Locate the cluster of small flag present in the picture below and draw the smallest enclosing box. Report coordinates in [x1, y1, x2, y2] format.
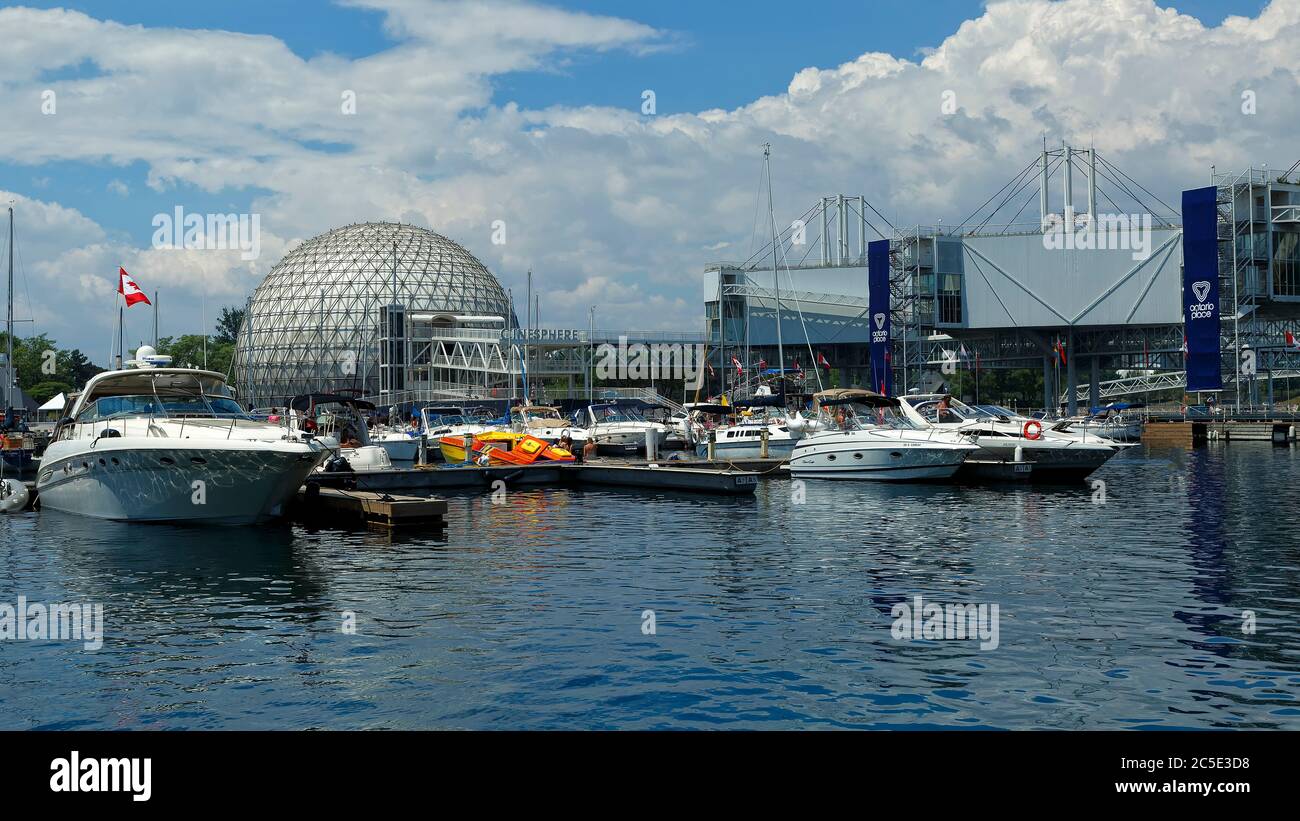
[729, 353, 830, 375]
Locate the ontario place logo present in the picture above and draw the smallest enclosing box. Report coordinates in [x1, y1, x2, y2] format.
[1042, 211, 1152, 261]
[152, 206, 261, 261]
[594, 336, 706, 390]
[1189, 279, 1215, 320]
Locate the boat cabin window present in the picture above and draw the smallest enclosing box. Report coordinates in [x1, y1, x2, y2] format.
[907, 397, 979, 423]
[824, 402, 919, 431]
[75, 394, 248, 422]
[591, 405, 647, 423]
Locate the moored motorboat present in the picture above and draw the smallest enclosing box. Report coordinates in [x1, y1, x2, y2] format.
[789, 389, 978, 481]
[439, 431, 575, 465]
[898, 393, 1120, 481]
[288, 394, 393, 472]
[510, 404, 588, 448]
[37, 365, 326, 523]
[569, 401, 669, 454]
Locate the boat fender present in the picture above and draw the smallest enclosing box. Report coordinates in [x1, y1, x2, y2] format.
[97, 428, 122, 439]
[0, 478, 30, 513]
[1022, 420, 1043, 441]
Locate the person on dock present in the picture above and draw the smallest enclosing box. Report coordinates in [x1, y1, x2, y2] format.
[582, 438, 598, 461]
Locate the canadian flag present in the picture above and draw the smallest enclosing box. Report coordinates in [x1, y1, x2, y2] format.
[1286, 330, 1300, 351]
[1180, 336, 1188, 354]
[817, 352, 831, 371]
[731, 356, 744, 375]
[118, 267, 151, 307]
[793, 359, 802, 372]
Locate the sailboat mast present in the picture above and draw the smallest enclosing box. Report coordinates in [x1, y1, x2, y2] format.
[764, 144, 785, 390]
[6, 206, 13, 412]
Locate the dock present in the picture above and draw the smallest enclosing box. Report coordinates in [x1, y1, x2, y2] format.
[309, 459, 762, 495]
[292, 486, 448, 528]
[573, 463, 759, 493]
[1143, 419, 1298, 446]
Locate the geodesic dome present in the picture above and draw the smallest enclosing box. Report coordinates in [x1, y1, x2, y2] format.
[232, 222, 513, 406]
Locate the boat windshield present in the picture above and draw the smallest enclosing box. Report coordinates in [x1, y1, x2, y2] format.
[591, 405, 646, 423]
[519, 407, 562, 421]
[76, 393, 249, 422]
[973, 404, 1019, 418]
[824, 402, 919, 431]
[907, 396, 979, 423]
[428, 414, 468, 427]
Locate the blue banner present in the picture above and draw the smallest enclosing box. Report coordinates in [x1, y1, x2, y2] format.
[868, 239, 892, 396]
[1181, 186, 1222, 392]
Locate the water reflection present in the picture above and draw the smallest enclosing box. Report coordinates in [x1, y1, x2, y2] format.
[2, 444, 1299, 729]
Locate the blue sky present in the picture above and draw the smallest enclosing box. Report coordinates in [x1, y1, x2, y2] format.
[3, 0, 1268, 250]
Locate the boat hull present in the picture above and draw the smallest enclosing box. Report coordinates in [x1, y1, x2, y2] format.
[968, 440, 1116, 480]
[789, 434, 972, 481]
[36, 440, 323, 524]
[376, 437, 420, 462]
[693, 438, 799, 460]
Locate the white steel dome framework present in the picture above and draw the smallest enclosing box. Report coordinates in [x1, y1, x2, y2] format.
[232, 222, 516, 407]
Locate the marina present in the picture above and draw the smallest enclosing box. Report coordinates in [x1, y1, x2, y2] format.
[2, 0, 1300, 781]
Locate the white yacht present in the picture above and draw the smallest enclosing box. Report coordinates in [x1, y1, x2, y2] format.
[37, 364, 325, 523]
[288, 394, 393, 472]
[898, 393, 1120, 481]
[694, 406, 807, 460]
[570, 401, 669, 454]
[510, 405, 588, 447]
[788, 390, 978, 481]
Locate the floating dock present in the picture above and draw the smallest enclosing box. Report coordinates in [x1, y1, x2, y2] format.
[573, 463, 758, 493]
[1143, 419, 1298, 446]
[308, 460, 760, 494]
[293, 487, 447, 528]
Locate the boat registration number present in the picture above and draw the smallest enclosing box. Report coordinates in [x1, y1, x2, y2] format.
[1013, 463, 1032, 473]
[735, 475, 758, 485]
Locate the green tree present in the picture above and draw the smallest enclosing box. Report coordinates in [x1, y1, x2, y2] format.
[215, 306, 245, 344]
[26, 379, 73, 405]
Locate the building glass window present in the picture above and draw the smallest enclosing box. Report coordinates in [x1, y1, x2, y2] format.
[1274, 232, 1300, 297]
[938, 273, 963, 324]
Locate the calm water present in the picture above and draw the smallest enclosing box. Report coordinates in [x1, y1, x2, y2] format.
[2, 444, 1299, 730]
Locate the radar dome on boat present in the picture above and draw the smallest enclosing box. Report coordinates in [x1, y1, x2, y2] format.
[127, 345, 173, 368]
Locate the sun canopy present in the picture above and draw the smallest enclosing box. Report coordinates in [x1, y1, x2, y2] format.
[813, 388, 897, 408]
[288, 393, 376, 412]
[37, 392, 66, 411]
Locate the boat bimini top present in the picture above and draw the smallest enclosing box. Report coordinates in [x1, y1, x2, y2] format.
[812, 388, 898, 409]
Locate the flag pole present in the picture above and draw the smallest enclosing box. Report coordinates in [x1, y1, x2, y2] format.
[116, 304, 124, 370]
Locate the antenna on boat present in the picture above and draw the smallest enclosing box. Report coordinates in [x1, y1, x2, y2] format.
[763, 143, 786, 405]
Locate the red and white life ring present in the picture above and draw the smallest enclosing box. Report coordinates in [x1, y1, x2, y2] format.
[1022, 420, 1043, 440]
